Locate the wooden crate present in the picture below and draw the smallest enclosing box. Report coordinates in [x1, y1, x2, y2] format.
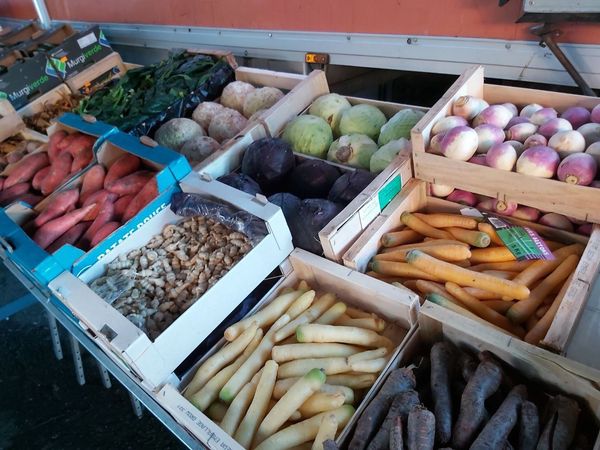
[380, 302, 600, 447]
[0, 99, 47, 148]
[16, 83, 73, 131]
[411, 65, 600, 223]
[200, 91, 422, 262]
[343, 178, 600, 355]
[155, 248, 419, 450]
[65, 52, 127, 96]
[197, 68, 328, 174]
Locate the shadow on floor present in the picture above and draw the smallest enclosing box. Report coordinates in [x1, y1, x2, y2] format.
[0, 266, 185, 450]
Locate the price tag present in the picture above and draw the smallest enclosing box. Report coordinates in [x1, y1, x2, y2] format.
[77, 32, 97, 49]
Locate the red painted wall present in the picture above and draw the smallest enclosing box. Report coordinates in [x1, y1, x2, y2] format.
[0, 0, 36, 20]
[4, 0, 600, 45]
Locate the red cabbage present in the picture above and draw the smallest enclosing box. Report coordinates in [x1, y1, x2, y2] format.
[241, 137, 295, 192]
[288, 159, 341, 199]
[327, 169, 376, 205]
[217, 173, 262, 196]
[295, 199, 344, 254]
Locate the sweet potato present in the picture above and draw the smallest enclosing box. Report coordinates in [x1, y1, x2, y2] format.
[349, 368, 416, 450]
[70, 146, 93, 174]
[537, 395, 580, 450]
[79, 165, 106, 205]
[368, 390, 420, 450]
[113, 194, 134, 221]
[518, 400, 539, 450]
[0, 177, 4, 191]
[5, 152, 50, 188]
[430, 341, 455, 445]
[82, 190, 117, 220]
[41, 152, 73, 195]
[31, 166, 51, 191]
[45, 221, 91, 253]
[90, 221, 120, 247]
[0, 182, 30, 205]
[470, 385, 527, 450]
[104, 154, 141, 188]
[105, 170, 154, 196]
[33, 204, 96, 249]
[452, 359, 503, 449]
[80, 200, 115, 247]
[406, 405, 435, 450]
[34, 189, 79, 227]
[47, 130, 68, 162]
[64, 133, 95, 157]
[122, 176, 157, 222]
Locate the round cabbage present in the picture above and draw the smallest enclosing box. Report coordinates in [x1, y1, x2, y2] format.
[282, 114, 333, 158]
[378, 108, 425, 146]
[339, 104, 386, 141]
[370, 138, 411, 172]
[327, 134, 378, 170]
[308, 93, 351, 136]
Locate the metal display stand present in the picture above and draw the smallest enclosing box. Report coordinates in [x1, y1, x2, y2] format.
[0, 256, 203, 450]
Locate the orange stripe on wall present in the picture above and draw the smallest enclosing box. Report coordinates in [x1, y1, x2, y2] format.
[3, 0, 600, 45]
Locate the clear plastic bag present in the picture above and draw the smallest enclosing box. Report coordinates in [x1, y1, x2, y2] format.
[170, 192, 267, 245]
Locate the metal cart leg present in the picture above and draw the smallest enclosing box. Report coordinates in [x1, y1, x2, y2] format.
[129, 391, 144, 418]
[69, 333, 86, 385]
[97, 360, 112, 389]
[47, 312, 63, 360]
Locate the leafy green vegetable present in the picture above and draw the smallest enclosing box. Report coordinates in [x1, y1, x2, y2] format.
[76, 51, 225, 131]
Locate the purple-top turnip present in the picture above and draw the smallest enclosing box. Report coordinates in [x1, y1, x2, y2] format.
[500, 103, 518, 117]
[440, 126, 478, 161]
[539, 213, 574, 232]
[557, 153, 597, 186]
[432, 116, 468, 135]
[548, 130, 586, 158]
[519, 103, 543, 118]
[474, 124, 505, 154]
[428, 131, 446, 155]
[452, 96, 489, 120]
[486, 142, 517, 171]
[523, 134, 547, 149]
[493, 200, 517, 216]
[446, 189, 478, 206]
[430, 183, 455, 197]
[577, 123, 600, 147]
[512, 206, 541, 222]
[473, 105, 513, 129]
[530, 107, 558, 126]
[506, 116, 530, 129]
[516, 146, 560, 178]
[538, 118, 572, 139]
[591, 104, 600, 123]
[505, 140, 525, 155]
[506, 122, 538, 142]
[577, 223, 592, 236]
[585, 141, 600, 166]
[561, 106, 591, 129]
[468, 154, 488, 166]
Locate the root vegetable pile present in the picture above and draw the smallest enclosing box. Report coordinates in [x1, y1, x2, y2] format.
[347, 341, 596, 450]
[183, 280, 397, 449]
[0, 133, 45, 170]
[368, 210, 584, 345]
[0, 131, 95, 207]
[21, 152, 159, 253]
[91, 216, 252, 339]
[23, 92, 82, 133]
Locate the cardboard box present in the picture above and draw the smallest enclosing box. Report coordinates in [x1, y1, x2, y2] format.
[48, 26, 114, 81]
[47, 171, 294, 389]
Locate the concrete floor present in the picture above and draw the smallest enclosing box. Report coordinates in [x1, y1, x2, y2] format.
[0, 265, 185, 450]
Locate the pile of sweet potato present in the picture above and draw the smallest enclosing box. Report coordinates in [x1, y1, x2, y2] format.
[24, 153, 158, 253]
[343, 342, 596, 450]
[0, 130, 94, 207]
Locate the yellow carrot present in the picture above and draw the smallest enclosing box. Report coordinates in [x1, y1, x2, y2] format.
[524, 274, 573, 345]
[481, 270, 516, 279]
[535, 304, 550, 318]
[469, 247, 516, 264]
[414, 280, 460, 304]
[454, 260, 472, 268]
[506, 254, 579, 324]
[370, 260, 441, 281]
[380, 239, 468, 253]
[463, 287, 501, 300]
[470, 261, 534, 272]
[481, 300, 514, 314]
[381, 229, 423, 247]
[477, 223, 504, 246]
[445, 282, 525, 338]
[401, 212, 453, 240]
[414, 213, 478, 230]
[406, 250, 530, 300]
[402, 280, 419, 291]
[525, 314, 539, 332]
[374, 244, 471, 263]
[365, 271, 406, 283]
[447, 227, 491, 248]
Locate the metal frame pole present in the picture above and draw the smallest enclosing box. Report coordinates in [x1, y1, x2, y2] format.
[31, 0, 52, 29]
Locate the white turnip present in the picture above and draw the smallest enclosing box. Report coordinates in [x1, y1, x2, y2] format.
[548, 130, 586, 158]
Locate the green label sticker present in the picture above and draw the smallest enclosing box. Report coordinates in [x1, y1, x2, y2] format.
[378, 175, 402, 210]
[484, 213, 554, 261]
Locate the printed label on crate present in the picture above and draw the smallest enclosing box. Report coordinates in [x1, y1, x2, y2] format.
[378, 175, 402, 210]
[482, 213, 554, 261]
